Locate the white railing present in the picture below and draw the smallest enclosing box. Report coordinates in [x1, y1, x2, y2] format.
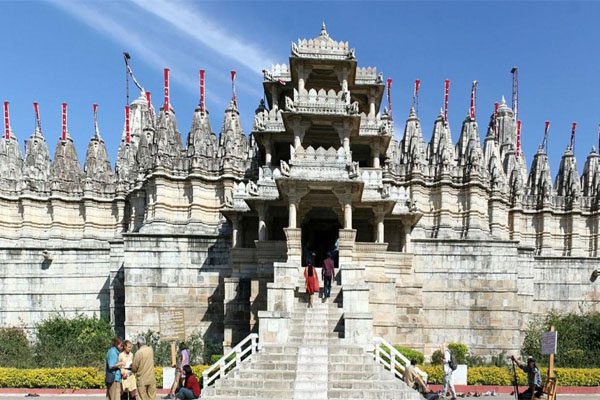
[373, 336, 428, 383]
[202, 333, 259, 389]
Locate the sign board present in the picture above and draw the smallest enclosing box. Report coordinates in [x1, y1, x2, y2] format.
[159, 309, 185, 340]
[541, 331, 558, 355]
[162, 367, 176, 389]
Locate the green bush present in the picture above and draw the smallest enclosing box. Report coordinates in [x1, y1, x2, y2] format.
[419, 365, 600, 386]
[522, 311, 600, 367]
[34, 314, 114, 368]
[431, 350, 443, 365]
[203, 339, 223, 365]
[394, 345, 425, 365]
[448, 342, 468, 365]
[0, 328, 33, 368]
[141, 330, 205, 367]
[0, 366, 210, 389]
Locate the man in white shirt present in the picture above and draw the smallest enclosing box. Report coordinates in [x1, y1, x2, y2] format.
[441, 345, 457, 400]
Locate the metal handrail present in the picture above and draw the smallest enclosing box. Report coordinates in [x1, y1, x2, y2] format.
[373, 336, 428, 383]
[202, 333, 259, 389]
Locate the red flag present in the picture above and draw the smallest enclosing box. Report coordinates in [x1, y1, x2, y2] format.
[164, 68, 170, 112]
[33, 102, 41, 133]
[125, 105, 131, 144]
[93, 103, 99, 137]
[570, 122, 577, 149]
[61, 102, 67, 142]
[386, 78, 392, 116]
[443, 79, 450, 124]
[469, 81, 478, 120]
[493, 102, 499, 140]
[231, 70, 237, 108]
[3, 101, 9, 140]
[516, 120, 522, 157]
[199, 69, 206, 112]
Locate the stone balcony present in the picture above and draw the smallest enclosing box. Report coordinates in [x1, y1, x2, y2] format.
[280, 145, 358, 181]
[355, 67, 382, 85]
[359, 113, 392, 137]
[285, 88, 360, 116]
[262, 63, 291, 84]
[253, 107, 285, 133]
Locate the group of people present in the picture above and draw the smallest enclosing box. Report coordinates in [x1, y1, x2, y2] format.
[106, 338, 200, 400]
[303, 251, 336, 308]
[402, 346, 544, 400]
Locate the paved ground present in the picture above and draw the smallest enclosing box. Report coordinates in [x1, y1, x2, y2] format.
[0, 395, 599, 400]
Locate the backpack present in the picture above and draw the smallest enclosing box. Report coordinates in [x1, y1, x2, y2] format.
[448, 351, 458, 371]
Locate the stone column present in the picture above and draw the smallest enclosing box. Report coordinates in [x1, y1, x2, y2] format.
[344, 202, 353, 230]
[264, 141, 272, 166]
[403, 221, 412, 252]
[257, 204, 268, 241]
[372, 142, 381, 169]
[290, 119, 309, 151]
[270, 86, 279, 111]
[288, 202, 297, 229]
[230, 214, 240, 248]
[368, 92, 376, 118]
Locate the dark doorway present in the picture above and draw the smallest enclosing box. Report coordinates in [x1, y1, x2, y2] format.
[301, 214, 341, 268]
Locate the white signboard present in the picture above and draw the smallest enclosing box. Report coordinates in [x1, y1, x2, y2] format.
[541, 331, 558, 355]
[162, 367, 176, 389]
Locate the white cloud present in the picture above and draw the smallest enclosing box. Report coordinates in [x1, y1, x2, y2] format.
[129, 0, 276, 75]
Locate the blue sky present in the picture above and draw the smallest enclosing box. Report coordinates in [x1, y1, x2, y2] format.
[1, 1, 599, 176]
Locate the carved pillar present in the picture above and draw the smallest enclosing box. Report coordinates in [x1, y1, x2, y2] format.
[290, 119, 309, 151]
[264, 140, 272, 166]
[368, 91, 376, 118]
[372, 141, 381, 169]
[231, 214, 240, 248]
[270, 86, 279, 111]
[375, 216, 385, 243]
[333, 122, 352, 159]
[288, 202, 297, 229]
[403, 221, 413, 252]
[257, 203, 268, 241]
[344, 203, 353, 229]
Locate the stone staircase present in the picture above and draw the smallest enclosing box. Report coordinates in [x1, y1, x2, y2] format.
[201, 281, 422, 399]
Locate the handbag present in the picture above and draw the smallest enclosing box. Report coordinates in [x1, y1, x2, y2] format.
[105, 361, 116, 387]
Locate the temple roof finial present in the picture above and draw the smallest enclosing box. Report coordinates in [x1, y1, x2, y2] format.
[501, 95, 506, 105]
[321, 21, 329, 38]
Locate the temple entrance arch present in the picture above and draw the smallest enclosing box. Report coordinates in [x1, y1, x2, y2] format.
[298, 190, 343, 268]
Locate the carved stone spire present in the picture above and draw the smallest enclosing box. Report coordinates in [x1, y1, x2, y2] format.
[50, 134, 83, 195]
[581, 147, 600, 198]
[219, 100, 248, 161]
[554, 146, 581, 200]
[399, 107, 426, 171]
[496, 96, 516, 160]
[153, 105, 183, 170]
[526, 145, 553, 207]
[83, 129, 115, 194]
[188, 106, 217, 160]
[116, 94, 150, 185]
[23, 122, 51, 193]
[483, 123, 507, 193]
[456, 115, 484, 172]
[0, 115, 24, 193]
[428, 109, 455, 176]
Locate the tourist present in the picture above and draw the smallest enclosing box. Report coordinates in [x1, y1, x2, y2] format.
[175, 365, 201, 400]
[304, 256, 320, 308]
[321, 252, 335, 299]
[105, 337, 124, 400]
[441, 345, 457, 400]
[510, 356, 543, 400]
[119, 340, 138, 400]
[404, 359, 429, 394]
[131, 336, 156, 400]
[164, 342, 191, 399]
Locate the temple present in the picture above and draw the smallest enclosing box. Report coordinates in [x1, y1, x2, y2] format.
[0, 25, 599, 365]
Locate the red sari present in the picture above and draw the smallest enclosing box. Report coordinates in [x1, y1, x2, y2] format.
[304, 265, 320, 294]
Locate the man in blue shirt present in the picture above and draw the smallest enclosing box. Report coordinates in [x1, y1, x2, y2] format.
[106, 337, 124, 400]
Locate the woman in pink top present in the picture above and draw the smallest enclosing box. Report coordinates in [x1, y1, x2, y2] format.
[164, 343, 190, 399]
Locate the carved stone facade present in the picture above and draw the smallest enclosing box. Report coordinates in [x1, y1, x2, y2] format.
[0, 26, 598, 357]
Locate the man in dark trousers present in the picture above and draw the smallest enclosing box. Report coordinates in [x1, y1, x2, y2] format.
[321, 252, 335, 299]
[511, 355, 543, 400]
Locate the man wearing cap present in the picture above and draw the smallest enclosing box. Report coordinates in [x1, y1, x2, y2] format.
[511, 355, 543, 400]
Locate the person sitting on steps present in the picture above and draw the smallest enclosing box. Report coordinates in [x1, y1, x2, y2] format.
[304, 254, 319, 308]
